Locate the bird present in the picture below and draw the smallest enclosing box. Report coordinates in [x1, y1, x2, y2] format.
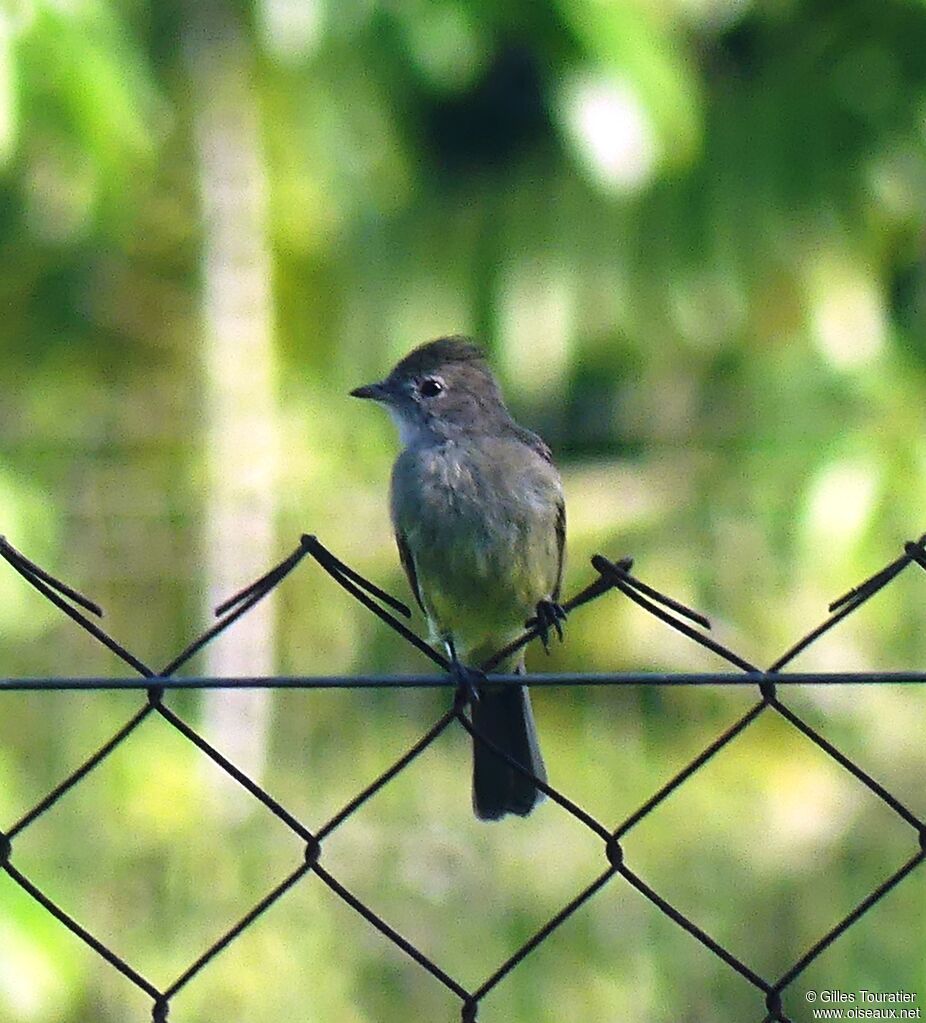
[351, 336, 566, 820]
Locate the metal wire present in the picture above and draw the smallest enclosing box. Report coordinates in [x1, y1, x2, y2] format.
[1, 533, 924, 1023]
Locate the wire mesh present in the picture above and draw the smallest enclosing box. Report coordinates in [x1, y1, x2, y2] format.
[0, 532, 924, 1022]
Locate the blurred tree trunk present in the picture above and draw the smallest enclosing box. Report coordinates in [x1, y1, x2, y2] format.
[186, 2, 279, 812]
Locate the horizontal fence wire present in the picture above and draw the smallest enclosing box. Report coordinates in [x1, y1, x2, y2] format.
[0, 531, 924, 1023]
[5, 671, 926, 690]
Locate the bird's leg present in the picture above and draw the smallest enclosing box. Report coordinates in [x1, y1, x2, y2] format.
[526, 599, 567, 654]
[446, 638, 484, 709]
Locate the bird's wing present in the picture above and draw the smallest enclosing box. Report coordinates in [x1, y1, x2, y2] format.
[395, 529, 427, 613]
[512, 424, 565, 601]
[512, 424, 553, 463]
[553, 495, 566, 602]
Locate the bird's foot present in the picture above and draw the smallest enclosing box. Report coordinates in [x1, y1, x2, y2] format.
[527, 599, 567, 654]
[449, 658, 486, 711]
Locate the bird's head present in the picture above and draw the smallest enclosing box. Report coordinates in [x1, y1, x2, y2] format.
[350, 336, 508, 445]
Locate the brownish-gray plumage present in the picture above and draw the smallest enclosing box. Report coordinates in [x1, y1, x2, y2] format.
[351, 336, 565, 819]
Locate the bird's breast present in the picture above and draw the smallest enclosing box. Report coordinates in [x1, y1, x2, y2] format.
[390, 440, 562, 655]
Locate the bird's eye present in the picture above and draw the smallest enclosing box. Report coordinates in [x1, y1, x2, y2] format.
[419, 377, 444, 398]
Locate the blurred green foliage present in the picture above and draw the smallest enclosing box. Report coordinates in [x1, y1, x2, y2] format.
[0, 0, 925, 1020]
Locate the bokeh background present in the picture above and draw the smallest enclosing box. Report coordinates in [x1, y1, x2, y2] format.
[1, 0, 925, 1020]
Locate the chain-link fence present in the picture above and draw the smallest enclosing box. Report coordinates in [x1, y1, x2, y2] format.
[1, 533, 924, 1023]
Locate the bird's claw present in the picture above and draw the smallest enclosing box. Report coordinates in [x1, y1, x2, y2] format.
[527, 599, 567, 653]
[450, 660, 485, 709]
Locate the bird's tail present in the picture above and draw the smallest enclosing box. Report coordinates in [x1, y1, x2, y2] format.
[471, 671, 547, 821]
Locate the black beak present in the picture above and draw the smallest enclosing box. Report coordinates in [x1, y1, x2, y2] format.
[350, 381, 389, 401]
